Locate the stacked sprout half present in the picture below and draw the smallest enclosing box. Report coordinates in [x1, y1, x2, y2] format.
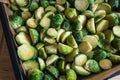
[9, 0, 120, 80]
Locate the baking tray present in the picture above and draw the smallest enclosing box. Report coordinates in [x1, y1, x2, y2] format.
[0, 2, 25, 80]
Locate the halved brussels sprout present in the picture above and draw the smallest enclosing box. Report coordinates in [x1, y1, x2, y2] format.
[73, 31, 83, 43]
[40, 29, 46, 41]
[61, 19, 70, 31]
[10, 3, 19, 11]
[38, 57, 45, 71]
[95, 0, 104, 4]
[104, 30, 114, 43]
[66, 69, 77, 80]
[55, 4, 65, 12]
[58, 59, 65, 73]
[29, 1, 39, 11]
[26, 17, 38, 28]
[38, 47, 47, 60]
[82, 10, 94, 18]
[111, 37, 120, 50]
[56, 0, 66, 5]
[16, 26, 28, 33]
[35, 7, 44, 20]
[35, 42, 44, 50]
[44, 73, 55, 80]
[109, 54, 120, 63]
[77, 15, 87, 27]
[59, 75, 66, 80]
[45, 44, 57, 54]
[40, 0, 49, 8]
[61, 31, 72, 43]
[65, 8, 77, 19]
[73, 18, 82, 31]
[45, 6, 57, 12]
[90, 4, 98, 12]
[16, 0, 28, 7]
[15, 32, 31, 45]
[21, 11, 31, 20]
[113, 26, 120, 37]
[57, 29, 65, 42]
[44, 37, 56, 44]
[46, 28, 58, 38]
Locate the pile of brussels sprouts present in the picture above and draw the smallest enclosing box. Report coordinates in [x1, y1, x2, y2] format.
[9, 0, 120, 80]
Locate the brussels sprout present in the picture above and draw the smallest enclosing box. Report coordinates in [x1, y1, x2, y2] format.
[111, 37, 120, 50]
[16, 26, 28, 33]
[17, 44, 35, 61]
[74, 65, 91, 76]
[87, 18, 96, 33]
[29, 29, 39, 45]
[56, 0, 66, 5]
[65, 8, 77, 19]
[72, 18, 82, 31]
[106, 13, 119, 27]
[21, 11, 31, 20]
[35, 7, 45, 20]
[99, 59, 112, 70]
[55, 4, 65, 12]
[78, 15, 87, 27]
[46, 66, 59, 78]
[44, 73, 55, 80]
[61, 19, 70, 31]
[28, 68, 44, 80]
[85, 60, 101, 73]
[85, 51, 94, 59]
[96, 19, 109, 32]
[10, 3, 19, 11]
[74, 54, 87, 66]
[113, 26, 120, 37]
[94, 0, 104, 4]
[15, 32, 31, 45]
[46, 28, 58, 38]
[82, 10, 94, 18]
[38, 57, 45, 71]
[88, 0, 94, 4]
[66, 35, 78, 48]
[26, 17, 38, 28]
[40, 29, 46, 41]
[29, 1, 39, 11]
[58, 43, 73, 55]
[90, 4, 98, 12]
[46, 55, 59, 66]
[45, 44, 57, 54]
[73, 31, 83, 43]
[38, 47, 47, 60]
[44, 37, 56, 44]
[97, 32, 105, 40]
[45, 6, 57, 12]
[79, 41, 92, 53]
[9, 15, 23, 29]
[51, 14, 64, 27]
[66, 63, 71, 70]
[40, 0, 49, 8]
[22, 60, 39, 71]
[35, 42, 44, 50]
[59, 75, 66, 80]
[57, 29, 65, 42]
[104, 30, 114, 43]
[110, 46, 118, 54]
[16, 0, 28, 7]
[66, 69, 77, 80]
[109, 54, 120, 63]
[75, 0, 89, 11]
[58, 60, 65, 73]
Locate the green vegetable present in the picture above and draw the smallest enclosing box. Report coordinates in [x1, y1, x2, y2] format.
[113, 26, 120, 37]
[28, 68, 44, 80]
[58, 43, 73, 55]
[66, 35, 78, 48]
[85, 59, 101, 73]
[35, 42, 44, 50]
[46, 28, 58, 38]
[46, 55, 59, 66]
[40, 29, 46, 41]
[74, 54, 87, 66]
[65, 8, 77, 19]
[95, 0, 104, 4]
[15, 32, 31, 45]
[38, 47, 47, 60]
[21, 11, 31, 20]
[26, 17, 38, 28]
[61, 31, 72, 43]
[58, 60, 65, 73]
[22, 60, 39, 71]
[78, 15, 87, 27]
[59, 75, 66, 80]
[104, 30, 114, 43]
[17, 44, 35, 61]
[73, 31, 83, 43]
[35, 7, 45, 20]
[44, 73, 55, 80]
[56, 0, 66, 5]
[10, 3, 19, 11]
[40, 17, 51, 29]
[44, 37, 56, 44]
[109, 54, 120, 63]
[29, 29, 39, 45]
[75, 0, 89, 11]
[45, 6, 57, 12]
[90, 4, 98, 12]
[111, 37, 120, 50]
[99, 59, 112, 70]
[9, 15, 23, 29]
[66, 69, 77, 80]
[46, 66, 59, 78]
[45, 44, 57, 54]
[38, 57, 45, 71]
[16, 0, 28, 7]
[40, 0, 49, 8]
[55, 4, 65, 12]
[85, 51, 94, 59]
[73, 18, 82, 31]
[61, 20, 70, 31]
[29, 1, 39, 11]
[16, 26, 28, 33]
[57, 29, 65, 42]
[82, 10, 94, 18]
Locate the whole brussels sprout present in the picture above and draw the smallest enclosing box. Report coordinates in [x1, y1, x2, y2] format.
[40, 0, 49, 8]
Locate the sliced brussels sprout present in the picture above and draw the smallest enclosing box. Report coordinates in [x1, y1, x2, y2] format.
[95, 10, 106, 23]
[29, 29, 39, 45]
[96, 3, 111, 14]
[65, 8, 77, 19]
[46, 55, 59, 66]
[106, 13, 119, 27]
[66, 35, 78, 48]
[74, 54, 87, 66]
[56, 0, 66, 5]
[58, 60, 65, 73]
[35, 42, 44, 50]
[21, 11, 31, 20]
[85, 59, 101, 73]
[28, 68, 44, 80]
[96, 19, 109, 32]
[16, 0, 28, 7]
[79, 41, 92, 53]
[38, 47, 47, 60]
[82, 10, 94, 18]
[87, 18, 96, 33]
[45, 44, 57, 54]
[40, 29, 46, 41]
[99, 59, 112, 70]
[75, 0, 89, 11]
[104, 30, 114, 43]
[90, 4, 98, 12]
[66, 48, 78, 62]
[45, 6, 57, 12]
[57, 29, 65, 42]
[66, 69, 77, 80]
[16, 26, 28, 33]
[83, 35, 98, 49]
[17, 44, 35, 61]
[97, 32, 105, 40]
[78, 15, 87, 27]
[61, 20, 70, 31]
[40, 0, 49, 8]
[111, 37, 120, 50]
[59, 75, 66, 80]
[73, 31, 83, 43]
[22, 60, 39, 71]
[85, 51, 94, 59]
[46, 66, 59, 78]
[44, 73, 55, 80]
[20, 7, 29, 12]
[44, 37, 56, 44]
[46, 28, 58, 38]
[110, 46, 118, 54]
[15, 32, 31, 45]
[9, 15, 23, 29]
[73, 18, 82, 31]
[58, 43, 73, 55]
[35, 7, 44, 20]
[61, 31, 72, 43]
[113, 26, 120, 37]
[65, 63, 71, 70]
[10, 3, 19, 11]
[38, 57, 45, 71]
[26, 17, 38, 28]
[109, 54, 120, 63]
[40, 17, 51, 29]
[29, 1, 39, 11]
[55, 4, 65, 12]
[74, 65, 91, 76]
[43, 11, 54, 18]
[88, 0, 94, 4]
[95, 0, 104, 4]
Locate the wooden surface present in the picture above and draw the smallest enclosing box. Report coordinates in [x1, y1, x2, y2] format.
[0, 22, 15, 80]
